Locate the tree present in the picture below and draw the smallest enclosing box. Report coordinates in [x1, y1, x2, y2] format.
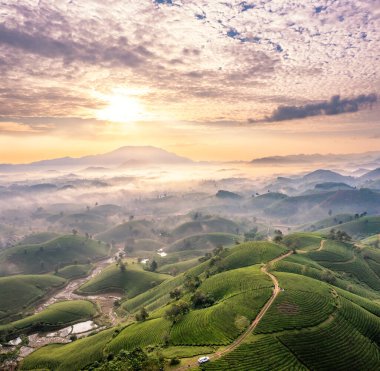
[273, 230, 283, 243]
[213, 244, 224, 256]
[149, 260, 158, 272]
[119, 261, 126, 272]
[191, 290, 215, 309]
[184, 275, 201, 292]
[169, 288, 182, 300]
[135, 307, 149, 322]
[165, 301, 190, 323]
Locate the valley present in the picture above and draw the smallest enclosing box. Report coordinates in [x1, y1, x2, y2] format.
[1, 148, 380, 370]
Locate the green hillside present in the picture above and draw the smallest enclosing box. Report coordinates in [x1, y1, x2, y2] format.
[0, 235, 108, 276]
[17, 232, 60, 245]
[171, 217, 240, 239]
[57, 212, 109, 235]
[301, 214, 355, 232]
[21, 234, 380, 371]
[167, 233, 238, 253]
[0, 274, 66, 323]
[0, 300, 96, 338]
[318, 216, 380, 239]
[77, 263, 170, 297]
[96, 220, 156, 243]
[56, 263, 92, 280]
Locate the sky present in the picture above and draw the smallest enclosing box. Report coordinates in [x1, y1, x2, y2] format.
[0, 0, 380, 163]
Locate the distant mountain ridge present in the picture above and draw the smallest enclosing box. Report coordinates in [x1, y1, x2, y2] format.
[251, 151, 380, 165]
[0, 146, 193, 171]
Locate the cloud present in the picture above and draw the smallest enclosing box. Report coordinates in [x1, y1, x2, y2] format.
[252, 94, 377, 123]
[0, 23, 147, 68]
[0, 121, 53, 134]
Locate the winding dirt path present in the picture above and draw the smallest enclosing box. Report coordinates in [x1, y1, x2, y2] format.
[298, 239, 325, 254]
[176, 250, 293, 370]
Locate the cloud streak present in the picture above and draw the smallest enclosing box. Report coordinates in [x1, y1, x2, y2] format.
[249, 94, 377, 123]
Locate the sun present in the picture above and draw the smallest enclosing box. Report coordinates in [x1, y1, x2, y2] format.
[95, 89, 147, 123]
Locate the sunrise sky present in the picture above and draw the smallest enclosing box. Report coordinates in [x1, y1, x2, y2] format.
[0, 0, 379, 163]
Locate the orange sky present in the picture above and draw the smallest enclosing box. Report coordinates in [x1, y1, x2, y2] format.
[0, 1, 379, 163]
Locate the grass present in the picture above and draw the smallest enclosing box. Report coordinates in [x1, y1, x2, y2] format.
[56, 264, 92, 280]
[254, 273, 335, 334]
[171, 217, 240, 239]
[282, 232, 322, 251]
[0, 235, 108, 275]
[17, 232, 60, 245]
[20, 233, 380, 370]
[320, 256, 380, 291]
[132, 238, 164, 251]
[77, 263, 170, 297]
[21, 328, 115, 371]
[106, 318, 172, 354]
[167, 233, 238, 253]
[279, 315, 380, 370]
[204, 335, 306, 370]
[0, 300, 96, 337]
[157, 258, 200, 275]
[307, 240, 354, 262]
[161, 346, 215, 359]
[319, 216, 380, 239]
[199, 265, 272, 300]
[96, 220, 155, 243]
[0, 274, 66, 323]
[170, 288, 272, 346]
[120, 274, 185, 314]
[221, 241, 287, 270]
[301, 214, 355, 232]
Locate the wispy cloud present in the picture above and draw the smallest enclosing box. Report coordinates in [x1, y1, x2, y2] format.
[250, 94, 378, 123]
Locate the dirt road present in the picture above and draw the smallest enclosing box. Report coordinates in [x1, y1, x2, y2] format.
[176, 250, 293, 370]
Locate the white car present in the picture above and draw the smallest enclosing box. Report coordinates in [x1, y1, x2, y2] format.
[198, 356, 210, 364]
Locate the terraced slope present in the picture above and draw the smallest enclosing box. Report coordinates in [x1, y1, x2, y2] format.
[0, 235, 108, 276]
[77, 263, 170, 297]
[167, 233, 238, 253]
[0, 274, 66, 323]
[318, 216, 380, 239]
[20, 234, 380, 371]
[0, 300, 96, 338]
[96, 220, 156, 243]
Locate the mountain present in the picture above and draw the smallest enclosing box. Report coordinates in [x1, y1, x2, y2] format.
[360, 168, 380, 181]
[251, 151, 380, 165]
[0, 146, 193, 171]
[302, 169, 354, 184]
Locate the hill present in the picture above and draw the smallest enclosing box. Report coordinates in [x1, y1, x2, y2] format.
[0, 300, 96, 339]
[0, 235, 108, 276]
[17, 232, 60, 245]
[302, 169, 354, 184]
[167, 233, 238, 253]
[96, 220, 156, 243]
[300, 214, 356, 232]
[318, 216, 380, 239]
[77, 263, 170, 297]
[20, 236, 380, 370]
[171, 217, 241, 240]
[0, 274, 66, 323]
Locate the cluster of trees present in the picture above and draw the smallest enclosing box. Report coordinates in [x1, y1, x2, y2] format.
[273, 230, 283, 243]
[135, 307, 149, 322]
[328, 229, 352, 242]
[87, 347, 164, 370]
[190, 290, 215, 309]
[164, 301, 190, 323]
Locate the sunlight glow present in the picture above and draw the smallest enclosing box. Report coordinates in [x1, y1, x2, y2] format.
[95, 88, 148, 123]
